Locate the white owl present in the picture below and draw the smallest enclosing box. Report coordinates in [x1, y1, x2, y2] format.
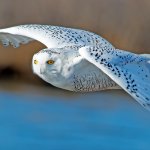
[0, 24, 149, 110]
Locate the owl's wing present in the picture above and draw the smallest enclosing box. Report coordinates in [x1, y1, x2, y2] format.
[79, 45, 150, 110]
[0, 33, 34, 48]
[0, 24, 91, 48]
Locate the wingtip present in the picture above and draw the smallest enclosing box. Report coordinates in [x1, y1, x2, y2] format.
[141, 103, 150, 111]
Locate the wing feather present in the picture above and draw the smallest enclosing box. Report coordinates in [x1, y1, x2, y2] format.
[79, 45, 150, 110]
[0, 33, 33, 48]
[0, 24, 114, 49]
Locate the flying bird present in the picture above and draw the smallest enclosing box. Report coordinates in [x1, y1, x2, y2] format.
[0, 24, 149, 110]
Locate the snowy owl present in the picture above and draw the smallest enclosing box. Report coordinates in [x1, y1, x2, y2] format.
[0, 24, 149, 110]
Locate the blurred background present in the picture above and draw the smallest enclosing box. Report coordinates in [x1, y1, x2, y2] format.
[0, 0, 150, 149]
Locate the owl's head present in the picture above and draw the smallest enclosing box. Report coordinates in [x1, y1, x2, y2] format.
[32, 48, 63, 83]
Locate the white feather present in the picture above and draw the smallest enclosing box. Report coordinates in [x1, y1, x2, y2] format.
[0, 24, 114, 48]
[0, 33, 33, 48]
[79, 45, 150, 110]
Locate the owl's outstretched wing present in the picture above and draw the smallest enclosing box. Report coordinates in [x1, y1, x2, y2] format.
[79, 45, 150, 110]
[0, 24, 105, 48]
[0, 33, 33, 48]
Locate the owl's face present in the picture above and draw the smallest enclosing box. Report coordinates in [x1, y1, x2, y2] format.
[32, 49, 62, 82]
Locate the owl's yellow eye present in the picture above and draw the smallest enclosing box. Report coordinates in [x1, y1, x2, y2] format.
[47, 60, 55, 65]
[34, 60, 38, 64]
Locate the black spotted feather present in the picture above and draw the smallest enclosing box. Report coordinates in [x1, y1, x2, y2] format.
[79, 45, 150, 110]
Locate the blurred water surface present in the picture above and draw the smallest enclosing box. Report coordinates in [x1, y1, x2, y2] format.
[0, 81, 150, 150]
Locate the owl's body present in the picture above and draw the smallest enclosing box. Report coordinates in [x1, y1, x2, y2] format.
[0, 24, 150, 110]
[33, 47, 119, 92]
